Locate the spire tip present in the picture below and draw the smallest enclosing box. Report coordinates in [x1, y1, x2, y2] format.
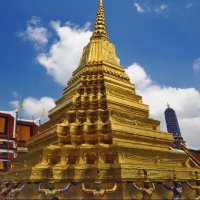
[92, 0, 108, 39]
[100, 0, 103, 6]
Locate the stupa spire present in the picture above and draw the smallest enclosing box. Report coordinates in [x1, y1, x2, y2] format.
[92, 0, 108, 40]
[76, 0, 120, 68]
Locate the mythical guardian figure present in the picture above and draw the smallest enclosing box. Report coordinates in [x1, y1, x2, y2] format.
[133, 181, 155, 200]
[82, 182, 117, 200]
[38, 182, 70, 199]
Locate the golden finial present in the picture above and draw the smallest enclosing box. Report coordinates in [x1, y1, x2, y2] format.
[100, 0, 103, 6]
[92, 0, 108, 40]
[37, 108, 45, 126]
[14, 102, 23, 114]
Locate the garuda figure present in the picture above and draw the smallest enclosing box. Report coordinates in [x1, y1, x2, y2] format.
[133, 181, 155, 200]
[186, 173, 200, 200]
[82, 181, 117, 200]
[0, 183, 12, 199]
[38, 182, 70, 199]
[7, 183, 26, 200]
[163, 179, 182, 200]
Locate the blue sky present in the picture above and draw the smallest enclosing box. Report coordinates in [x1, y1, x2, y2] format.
[0, 0, 200, 147]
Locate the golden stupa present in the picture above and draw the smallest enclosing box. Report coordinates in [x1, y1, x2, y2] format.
[1, 0, 199, 199]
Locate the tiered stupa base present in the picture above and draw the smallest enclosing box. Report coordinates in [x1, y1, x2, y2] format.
[2, 142, 198, 199]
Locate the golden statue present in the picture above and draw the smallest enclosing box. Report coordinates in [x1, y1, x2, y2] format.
[82, 182, 117, 200]
[38, 182, 71, 198]
[133, 181, 155, 200]
[186, 172, 200, 200]
[0, 183, 12, 199]
[7, 183, 26, 200]
[82, 170, 117, 199]
[163, 176, 183, 200]
[132, 170, 155, 200]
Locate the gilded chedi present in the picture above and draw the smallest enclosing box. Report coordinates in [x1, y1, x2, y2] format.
[1, 0, 199, 199]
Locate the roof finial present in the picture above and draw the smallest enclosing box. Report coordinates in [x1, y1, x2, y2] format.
[167, 103, 170, 108]
[92, 0, 108, 40]
[36, 108, 45, 126]
[14, 101, 24, 114]
[100, 0, 103, 6]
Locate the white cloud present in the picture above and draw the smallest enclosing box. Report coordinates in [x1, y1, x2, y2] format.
[134, 2, 146, 13]
[193, 58, 200, 72]
[126, 63, 200, 148]
[18, 16, 50, 49]
[125, 63, 152, 90]
[180, 117, 200, 148]
[154, 4, 168, 13]
[133, 2, 168, 15]
[12, 91, 21, 99]
[10, 97, 55, 121]
[10, 100, 20, 109]
[186, 3, 193, 8]
[23, 97, 55, 118]
[37, 21, 92, 85]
